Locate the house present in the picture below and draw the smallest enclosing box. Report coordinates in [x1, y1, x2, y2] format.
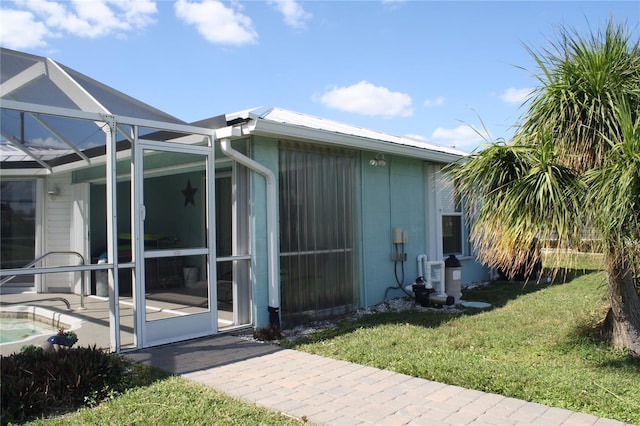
[0, 48, 490, 352]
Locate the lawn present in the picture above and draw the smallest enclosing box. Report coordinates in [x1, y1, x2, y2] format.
[24, 253, 639, 425]
[283, 253, 640, 424]
[26, 376, 305, 426]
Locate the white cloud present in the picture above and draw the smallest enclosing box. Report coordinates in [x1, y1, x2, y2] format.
[424, 96, 445, 107]
[431, 124, 489, 151]
[319, 80, 414, 118]
[500, 87, 533, 104]
[0, 0, 158, 49]
[268, 0, 311, 29]
[175, 0, 257, 46]
[0, 9, 50, 49]
[29, 136, 66, 148]
[120, 0, 159, 28]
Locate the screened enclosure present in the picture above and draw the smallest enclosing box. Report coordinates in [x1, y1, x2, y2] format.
[1, 47, 484, 347]
[0, 48, 230, 351]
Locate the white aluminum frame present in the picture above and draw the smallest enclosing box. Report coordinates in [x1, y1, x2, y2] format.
[133, 139, 216, 348]
[1, 99, 215, 352]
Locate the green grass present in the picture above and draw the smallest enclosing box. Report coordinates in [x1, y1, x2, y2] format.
[284, 255, 640, 424]
[18, 354, 305, 426]
[26, 253, 638, 425]
[541, 250, 605, 275]
[27, 376, 304, 426]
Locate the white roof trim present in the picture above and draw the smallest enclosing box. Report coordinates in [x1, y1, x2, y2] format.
[230, 106, 466, 163]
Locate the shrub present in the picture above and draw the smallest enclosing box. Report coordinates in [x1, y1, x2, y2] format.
[1, 345, 126, 424]
[253, 324, 282, 341]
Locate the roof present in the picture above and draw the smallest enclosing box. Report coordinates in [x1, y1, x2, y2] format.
[1, 47, 465, 172]
[1, 48, 184, 123]
[224, 106, 466, 163]
[0, 48, 188, 171]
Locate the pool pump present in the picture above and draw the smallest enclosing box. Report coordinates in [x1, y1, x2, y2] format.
[411, 276, 433, 307]
[410, 276, 454, 307]
[408, 256, 455, 307]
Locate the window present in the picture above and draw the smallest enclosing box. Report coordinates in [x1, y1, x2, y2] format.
[279, 141, 357, 322]
[442, 215, 462, 254]
[440, 176, 464, 255]
[0, 180, 36, 287]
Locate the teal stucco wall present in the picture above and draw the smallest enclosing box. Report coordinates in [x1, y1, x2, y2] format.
[247, 138, 490, 329]
[359, 153, 427, 305]
[249, 136, 279, 328]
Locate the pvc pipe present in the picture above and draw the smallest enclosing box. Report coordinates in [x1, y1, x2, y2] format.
[426, 261, 445, 296]
[416, 254, 454, 306]
[416, 254, 427, 284]
[417, 254, 445, 295]
[220, 138, 280, 323]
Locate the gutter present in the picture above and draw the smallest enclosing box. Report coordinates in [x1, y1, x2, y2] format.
[242, 109, 466, 164]
[218, 132, 280, 327]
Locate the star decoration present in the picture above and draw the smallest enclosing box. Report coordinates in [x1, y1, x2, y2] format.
[181, 179, 198, 207]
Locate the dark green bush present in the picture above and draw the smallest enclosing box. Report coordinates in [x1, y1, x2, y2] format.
[1, 345, 126, 425]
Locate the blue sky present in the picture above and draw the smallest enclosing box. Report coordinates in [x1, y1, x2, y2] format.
[1, 1, 638, 152]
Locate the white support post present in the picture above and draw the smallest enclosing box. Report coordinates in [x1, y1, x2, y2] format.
[104, 114, 120, 353]
[131, 125, 143, 348]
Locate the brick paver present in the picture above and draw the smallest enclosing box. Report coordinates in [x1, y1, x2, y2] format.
[126, 334, 631, 426]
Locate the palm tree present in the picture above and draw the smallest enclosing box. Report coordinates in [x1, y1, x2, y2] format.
[447, 20, 640, 355]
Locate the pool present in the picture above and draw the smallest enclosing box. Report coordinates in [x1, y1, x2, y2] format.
[0, 305, 82, 346]
[0, 317, 59, 343]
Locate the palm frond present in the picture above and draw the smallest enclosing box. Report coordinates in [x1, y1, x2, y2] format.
[445, 19, 640, 279]
[445, 138, 585, 275]
[585, 98, 640, 260]
[518, 19, 640, 172]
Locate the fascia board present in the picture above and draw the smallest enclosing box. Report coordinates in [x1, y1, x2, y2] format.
[0, 168, 51, 177]
[249, 119, 463, 164]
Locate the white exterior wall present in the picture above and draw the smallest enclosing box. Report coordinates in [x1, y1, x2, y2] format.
[43, 173, 73, 292]
[71, 182, 90, 296]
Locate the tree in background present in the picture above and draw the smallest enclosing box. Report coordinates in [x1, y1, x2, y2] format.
[447, 20, 640, 355]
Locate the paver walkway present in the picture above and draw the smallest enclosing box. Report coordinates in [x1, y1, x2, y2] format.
[125, 334, 631, 426]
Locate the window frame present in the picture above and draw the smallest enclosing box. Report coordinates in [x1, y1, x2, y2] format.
[440, 177, 464, 256]
[442, 214, 463, 256]
[0, 178, 42, 291]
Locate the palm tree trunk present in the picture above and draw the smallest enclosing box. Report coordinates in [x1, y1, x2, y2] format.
[605, 249, 640, 356]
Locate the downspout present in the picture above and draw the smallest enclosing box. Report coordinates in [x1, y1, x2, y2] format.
[219, 137, 280, 328]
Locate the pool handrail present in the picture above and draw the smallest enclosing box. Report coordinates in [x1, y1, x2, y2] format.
[0, 296, 72, 311]
[0, 251, 86, 309]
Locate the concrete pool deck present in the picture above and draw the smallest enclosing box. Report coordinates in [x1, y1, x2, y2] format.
[0, 291, 235, 355]
[0, 292, 123, 355]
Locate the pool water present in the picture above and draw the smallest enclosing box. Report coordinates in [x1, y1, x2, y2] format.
[0, 317, 59, 344]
